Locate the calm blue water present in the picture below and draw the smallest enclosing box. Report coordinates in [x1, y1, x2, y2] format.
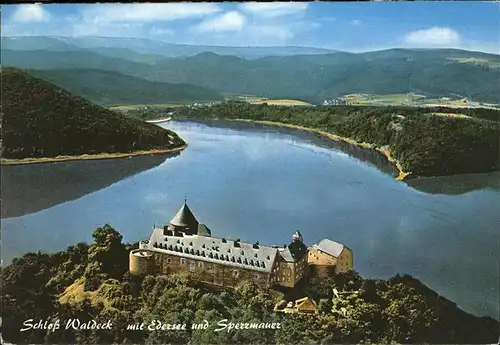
[2, 120, 499, 319]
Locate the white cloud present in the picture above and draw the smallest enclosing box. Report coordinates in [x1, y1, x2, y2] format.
[81, 3, 221, 23]
[349, 19, 361, 26]
[239, 2, 308, 18]
[11, 4, 51, 22]
[194, 11, 246, 33]
[404, 27, 461, 47]
[187, 18, 316, 47]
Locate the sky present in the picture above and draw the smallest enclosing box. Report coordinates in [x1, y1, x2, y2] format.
[1, 2, 499, 53]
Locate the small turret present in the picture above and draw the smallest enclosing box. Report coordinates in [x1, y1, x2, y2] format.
[292, 230, 303, 243]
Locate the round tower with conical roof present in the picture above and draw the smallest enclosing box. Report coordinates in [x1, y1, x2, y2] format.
[167, 200, 199, 235]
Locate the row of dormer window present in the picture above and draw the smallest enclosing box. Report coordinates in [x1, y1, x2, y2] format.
[153, 246, 268, 269]
[155, 241, 271, 261]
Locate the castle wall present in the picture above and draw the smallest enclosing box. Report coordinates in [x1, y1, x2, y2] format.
[307, 247, 354, 277]
[274, 256, 308, 287]
[309, 264, 336, 278]
[277, 261, 295, 287]
[151, 251, 271, 289]
[295, 256, 308, 282]
[308, 247, 337, 266]
[335, 248, 353, 274]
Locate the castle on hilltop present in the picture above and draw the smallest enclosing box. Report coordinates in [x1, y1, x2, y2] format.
[130, 201, 353, 289]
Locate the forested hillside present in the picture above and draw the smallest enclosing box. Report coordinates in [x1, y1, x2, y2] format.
[29, 69, 223, 106]
[1, 225, 498, 344]
[142, 49, 500, 104]
[178, 102, 500, 177]
[3, 47, 499, 104]
[1, 68, 185, 160]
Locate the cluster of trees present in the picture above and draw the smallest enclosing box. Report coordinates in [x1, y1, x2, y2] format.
[178, 102, 499, 177]
[1, 225, 498, 344]
[1, 68, 186, 159]
[125, 107, 180, 121]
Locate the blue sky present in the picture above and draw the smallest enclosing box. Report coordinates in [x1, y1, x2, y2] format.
[2, 2, 499, 53]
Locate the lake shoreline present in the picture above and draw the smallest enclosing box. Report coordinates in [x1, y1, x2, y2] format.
[145, 116, 173, 123]
[0, 144, 187, 166]
[230, 118, 411, 181]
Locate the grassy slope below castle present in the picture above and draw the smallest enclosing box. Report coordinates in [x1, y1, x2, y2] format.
[176, 102, 499, 178]
[1, 225, 498, 344]
[1, 68, 187, 164]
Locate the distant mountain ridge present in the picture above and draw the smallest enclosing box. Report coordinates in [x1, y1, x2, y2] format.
[2, 36, 499, 104]
[2, 36, 339, 59]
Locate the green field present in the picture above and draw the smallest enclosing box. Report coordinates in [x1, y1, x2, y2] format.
[223, 94, 313, 107]
[343, 93, 499, 109]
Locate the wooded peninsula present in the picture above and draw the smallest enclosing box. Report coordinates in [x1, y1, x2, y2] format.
[1, 68, 187, 164]
[176, 102, 500, 179]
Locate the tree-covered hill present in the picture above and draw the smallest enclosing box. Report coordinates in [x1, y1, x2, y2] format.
[142, 49, 499, 104]
[1, 36, 83, 52]
[178, 102, 500, 178]
[1, 68, 185, 160]
[2, 48, 147, 71]
[1, 225, 498, 344]
[28, 68, 224, 106]
[3, 48, 499, 104]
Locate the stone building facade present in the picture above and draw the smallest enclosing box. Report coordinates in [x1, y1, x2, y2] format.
[130, 201, 352, 288]
[307, 239, 353, 278]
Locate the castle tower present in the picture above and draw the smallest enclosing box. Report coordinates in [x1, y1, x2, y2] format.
[167, 199, 199, 235]
[288, 230, 307, 259]
[292, 230, 303, 243]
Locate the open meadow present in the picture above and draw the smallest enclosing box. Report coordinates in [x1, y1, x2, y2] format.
[223, 94, 313, 106]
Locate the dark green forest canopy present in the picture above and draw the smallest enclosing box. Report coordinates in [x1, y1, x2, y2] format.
[1, 225, 498, 344]
[1, 68, 185, 159]
[178, 102, 500, 178]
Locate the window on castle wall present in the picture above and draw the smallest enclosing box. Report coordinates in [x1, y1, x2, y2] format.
[180, 258, 186, 265]
[189, 263, 196, 272]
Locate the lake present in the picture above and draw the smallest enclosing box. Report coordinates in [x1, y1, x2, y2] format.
[2, 119, 499, 320]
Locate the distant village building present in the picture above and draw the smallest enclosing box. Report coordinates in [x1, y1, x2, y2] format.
[130, 201, 352, 288]
[322, 98, 347, 106]
[307, 239, 353, 278]
[187, 101, 222, 109]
